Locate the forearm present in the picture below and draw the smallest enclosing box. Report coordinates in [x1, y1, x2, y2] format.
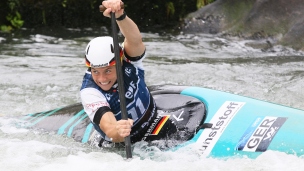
[117, 16, 142, 45]
[103, 125, 125, 143]
[101, 0, 145, 57]
[99, 112, 125, 142]
[117, 15, 145, 57]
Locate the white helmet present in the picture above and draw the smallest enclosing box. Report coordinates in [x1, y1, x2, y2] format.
[85, 36, 123, 67]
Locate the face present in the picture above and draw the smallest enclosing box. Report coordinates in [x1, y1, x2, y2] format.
[91, 66, 117, 91]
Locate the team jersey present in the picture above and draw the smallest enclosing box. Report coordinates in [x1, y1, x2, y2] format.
[80, 51, 156, 141]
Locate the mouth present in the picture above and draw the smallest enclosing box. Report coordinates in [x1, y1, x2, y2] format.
[99, 81, 111, 85]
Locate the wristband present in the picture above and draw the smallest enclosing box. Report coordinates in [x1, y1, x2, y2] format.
[116, 11, 127, 21]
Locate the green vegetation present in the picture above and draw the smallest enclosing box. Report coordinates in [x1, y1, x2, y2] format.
[166, 2, 175, 19]
[0, 0, 216, 32]
[1, 0, 24, 32]
[197, 0, 216, 9]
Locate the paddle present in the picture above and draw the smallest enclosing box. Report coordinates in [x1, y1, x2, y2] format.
[100, 3, 132, 159]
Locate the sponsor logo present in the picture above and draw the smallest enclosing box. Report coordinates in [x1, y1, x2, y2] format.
[85, 101, 109, 111]
[90, 63, 109, 68]
[237, 116, 287, 152]
[125, 81, 136, 99]
[125, 67, 132, 77]
[173, 110, 184, 122]
[104, 93, 113, 101]
[142, 116, 161, 141]
[196, 101, 245, 157]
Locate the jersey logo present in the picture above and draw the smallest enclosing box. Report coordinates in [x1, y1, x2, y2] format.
[105, 93, 113, 101]
[125, 67, 132, 77]
[125, 81, 136, 99]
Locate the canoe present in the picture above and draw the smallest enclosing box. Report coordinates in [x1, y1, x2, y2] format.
[20, 85, 304, 158]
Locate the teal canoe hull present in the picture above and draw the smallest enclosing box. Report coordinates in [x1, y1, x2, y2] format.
[179, 87, 304, 158]
[20, 85, 304, 158]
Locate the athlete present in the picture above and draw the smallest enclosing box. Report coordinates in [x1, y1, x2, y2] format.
[80, 0, 156, 145]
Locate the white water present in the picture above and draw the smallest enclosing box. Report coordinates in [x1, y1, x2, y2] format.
[0, 28, 304, 170]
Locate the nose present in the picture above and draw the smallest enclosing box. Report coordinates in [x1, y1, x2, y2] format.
[95, 73, 108, 83]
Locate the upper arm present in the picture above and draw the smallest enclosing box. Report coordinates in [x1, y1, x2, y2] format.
[81, 88, 122, 141]
[80, 88, 109, 122]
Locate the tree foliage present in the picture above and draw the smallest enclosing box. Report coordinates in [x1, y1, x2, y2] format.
[1, 0, 24, 32]
[0, 0, 215, 32]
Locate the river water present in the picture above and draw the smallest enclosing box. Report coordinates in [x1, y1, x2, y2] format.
[0, 27, 303, 170]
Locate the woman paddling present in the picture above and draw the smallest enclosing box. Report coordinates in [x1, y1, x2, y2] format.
[80, 0, 157, 146]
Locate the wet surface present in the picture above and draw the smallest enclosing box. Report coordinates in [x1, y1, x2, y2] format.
[0, 27, 303, 170]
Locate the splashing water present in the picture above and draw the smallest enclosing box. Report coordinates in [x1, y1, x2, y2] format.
[0, 28, 304, 170]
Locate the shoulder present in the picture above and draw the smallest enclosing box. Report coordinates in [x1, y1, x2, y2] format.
[80, 88, 106, 102]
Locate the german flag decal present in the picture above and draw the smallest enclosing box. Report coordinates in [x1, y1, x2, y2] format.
[151, 115, 170, 135]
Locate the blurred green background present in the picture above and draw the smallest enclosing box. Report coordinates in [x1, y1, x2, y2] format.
[0, 0, 215, 32]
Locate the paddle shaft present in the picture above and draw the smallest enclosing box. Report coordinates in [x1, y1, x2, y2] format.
[110, 12, 132, 159]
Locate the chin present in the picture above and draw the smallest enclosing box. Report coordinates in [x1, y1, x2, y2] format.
[101, 86, 111, 91]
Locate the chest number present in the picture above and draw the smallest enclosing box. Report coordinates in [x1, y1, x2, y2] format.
[128, 98, 145, 121]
